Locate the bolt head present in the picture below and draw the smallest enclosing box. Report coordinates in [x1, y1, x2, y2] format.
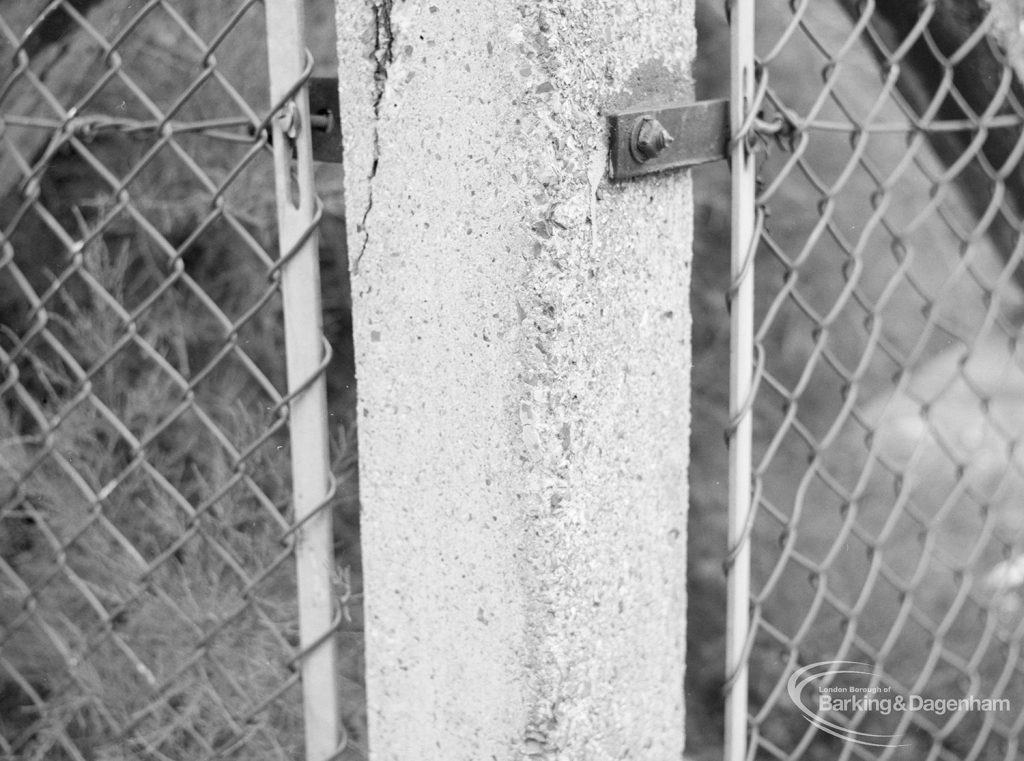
[632, 116, 675, 162]
[275, 101, 299, 139]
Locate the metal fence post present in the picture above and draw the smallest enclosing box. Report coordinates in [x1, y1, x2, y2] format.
[264, 2, 340, 759]
[725, 1, 757, 760]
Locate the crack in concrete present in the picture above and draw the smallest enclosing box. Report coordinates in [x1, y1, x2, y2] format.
[354, 0, 396, 273]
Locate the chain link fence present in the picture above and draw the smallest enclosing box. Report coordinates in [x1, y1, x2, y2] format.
[0, 2, 361, 759]
[721, 0, 1024, 758]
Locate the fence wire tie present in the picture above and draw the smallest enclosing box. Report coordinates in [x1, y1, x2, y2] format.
[268, 197, 325, 281]
[279, 469, 339, 545]
[753, 109, 798, 155]
[253, 49, 316, 138]
[725, 205, 766, 314]
[730, 61, 771, 155]
[271, 334, 333, 420]
[284, 607, 345, 673]
[725, 343, 765, 452]
[723, 471, 764, 577]
[722, 608, 760, 694]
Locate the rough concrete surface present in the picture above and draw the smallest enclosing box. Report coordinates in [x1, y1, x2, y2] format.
[336, 1, 694, 758]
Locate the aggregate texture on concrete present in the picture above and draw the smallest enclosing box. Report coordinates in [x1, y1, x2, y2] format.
[336, 1, 695, 758]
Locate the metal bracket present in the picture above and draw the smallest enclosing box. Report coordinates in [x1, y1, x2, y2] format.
[307, 77, 343, 163]
[607, 98, 729, 180]
[306, 87, 732, 170]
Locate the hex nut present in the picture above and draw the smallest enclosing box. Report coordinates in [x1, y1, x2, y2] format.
[630, 115, 675, 162]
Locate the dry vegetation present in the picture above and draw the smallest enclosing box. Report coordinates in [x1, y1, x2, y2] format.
[13, 1, 1024, 759]
[0, 1, 363, 759]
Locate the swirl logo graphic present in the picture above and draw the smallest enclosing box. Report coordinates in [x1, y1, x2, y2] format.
[787, 661, 907, 748]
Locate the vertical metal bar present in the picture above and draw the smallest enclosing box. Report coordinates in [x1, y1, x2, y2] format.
[263, 2, 339, 760]
[725, 0, 756, 759]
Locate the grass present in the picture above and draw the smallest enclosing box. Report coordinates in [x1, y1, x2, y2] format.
[18, 2, 1024, 761]
[0, 1, 363, 759]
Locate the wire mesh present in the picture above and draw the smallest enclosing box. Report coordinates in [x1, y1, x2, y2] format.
[0, 2, 359, 759]
[726, 0, 1024, 758]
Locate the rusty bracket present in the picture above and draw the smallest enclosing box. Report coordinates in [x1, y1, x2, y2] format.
[607, 98, 729, 181]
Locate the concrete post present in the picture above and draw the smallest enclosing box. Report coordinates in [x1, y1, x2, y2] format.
[337, 2, 693, 759]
